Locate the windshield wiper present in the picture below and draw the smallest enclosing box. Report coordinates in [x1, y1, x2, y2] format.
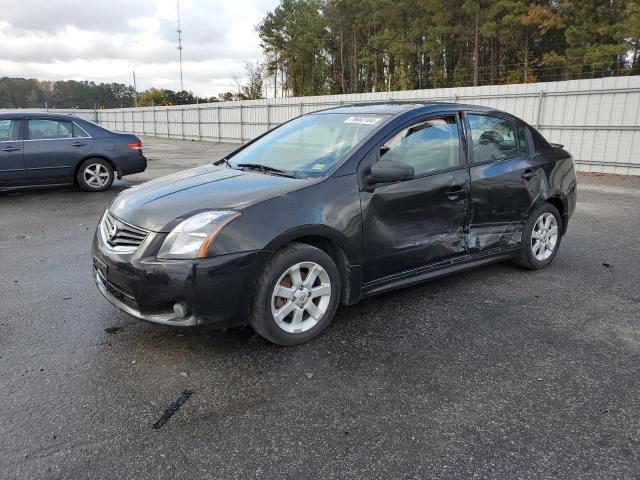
[213, 157, 230, 167]
[236, 163, 298, 178]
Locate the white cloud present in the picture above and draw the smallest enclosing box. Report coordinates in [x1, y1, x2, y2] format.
[0, 0, 279, 97]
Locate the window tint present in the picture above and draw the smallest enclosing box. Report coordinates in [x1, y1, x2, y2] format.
[517, 123, 530, 154]
[72, 123, 90, 138]
[0, 119, 20, 141]
[380, 117, 460, 175]
[28, 119, 74, 140]
[467, 114, 518, 163]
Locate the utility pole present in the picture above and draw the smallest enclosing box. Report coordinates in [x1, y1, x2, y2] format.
[132, 70, 138, 107]
[177, 0, 184, 92]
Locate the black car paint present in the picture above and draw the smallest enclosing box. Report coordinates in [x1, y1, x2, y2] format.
[0, 113, 146, 186]
[93, 103, 577, 326]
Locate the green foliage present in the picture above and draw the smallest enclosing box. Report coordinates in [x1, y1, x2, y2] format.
[0, 79, 216, 109]
[259, 0, 640, 95]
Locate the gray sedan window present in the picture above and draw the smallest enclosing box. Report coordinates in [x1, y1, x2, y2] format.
[28, 119, 73, 140]
[0, 119, 20, 141]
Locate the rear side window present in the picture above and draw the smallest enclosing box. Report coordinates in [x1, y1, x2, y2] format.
[380, 116, 460, 175]
[0, 119, 20, 141]
[467, 114, 518, 163]
[28, 119, 74, 140]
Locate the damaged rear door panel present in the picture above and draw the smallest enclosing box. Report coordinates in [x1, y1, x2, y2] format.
[464, 112, 543, 253]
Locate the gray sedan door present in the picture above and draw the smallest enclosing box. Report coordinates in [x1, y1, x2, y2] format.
[24, 118, 92, 182]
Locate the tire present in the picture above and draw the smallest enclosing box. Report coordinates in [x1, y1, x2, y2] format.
[76, 158, 114, 192]
[249, 243, 341, 345]
[514, 203, 563, 270]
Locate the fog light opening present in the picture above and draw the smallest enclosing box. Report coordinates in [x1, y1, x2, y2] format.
[173, 302, 190, 319]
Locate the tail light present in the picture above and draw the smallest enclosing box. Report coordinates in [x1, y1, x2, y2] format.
[127, 141, 143, 150]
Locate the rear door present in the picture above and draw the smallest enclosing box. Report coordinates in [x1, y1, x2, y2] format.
[359, 113, 470, 282]
[24, 118, 92, 182]
[464, 112, 539, 252]
[0, 118, 25, 183]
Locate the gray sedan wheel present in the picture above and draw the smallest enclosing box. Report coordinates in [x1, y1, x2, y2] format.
[77, 158, 114, 192]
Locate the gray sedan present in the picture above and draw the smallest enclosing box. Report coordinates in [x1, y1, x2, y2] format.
[0, 113, 146, 191]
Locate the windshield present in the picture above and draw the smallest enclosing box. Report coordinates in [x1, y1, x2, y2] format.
[227, 113, 388, 177]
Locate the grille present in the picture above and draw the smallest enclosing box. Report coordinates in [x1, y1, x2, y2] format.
[101, 211, 149, 252]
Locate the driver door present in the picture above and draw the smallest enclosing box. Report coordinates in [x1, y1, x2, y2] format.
[358, 114, 471, 283]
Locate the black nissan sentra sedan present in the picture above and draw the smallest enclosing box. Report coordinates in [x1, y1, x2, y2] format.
[0, 113, 146, 191]
[92, 103, 576, 345]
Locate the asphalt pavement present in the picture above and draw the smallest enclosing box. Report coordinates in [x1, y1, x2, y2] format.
[1, 136, 639, 479]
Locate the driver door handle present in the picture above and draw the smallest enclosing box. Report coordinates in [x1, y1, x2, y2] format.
[522, 169, 536, 180]
[1, 146, 20, 152]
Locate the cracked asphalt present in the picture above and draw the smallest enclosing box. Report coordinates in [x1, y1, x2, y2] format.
[1, 137, 639, 479]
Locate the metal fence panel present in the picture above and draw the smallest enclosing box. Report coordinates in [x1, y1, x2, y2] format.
[4, 77, 640, 175]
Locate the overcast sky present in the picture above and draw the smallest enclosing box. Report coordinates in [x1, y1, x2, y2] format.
[0, 0, 279, 97]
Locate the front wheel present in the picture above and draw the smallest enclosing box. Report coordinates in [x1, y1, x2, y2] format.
[514, 203, 562, 270]
[249, 243, 341, 345]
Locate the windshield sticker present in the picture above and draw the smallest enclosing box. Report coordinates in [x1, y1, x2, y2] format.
[344, 116, 382, 125]
[311, 163, 327, 171]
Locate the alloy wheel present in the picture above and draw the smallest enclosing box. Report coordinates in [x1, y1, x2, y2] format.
[271, 261, 332, 333]
[531, 212, 558, 261]
[84, 163, 110, 188]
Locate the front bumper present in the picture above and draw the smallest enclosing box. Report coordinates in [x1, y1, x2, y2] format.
[92, 230, 270, 327]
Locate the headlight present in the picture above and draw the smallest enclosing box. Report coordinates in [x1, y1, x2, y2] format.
[157, 210, 240, 259]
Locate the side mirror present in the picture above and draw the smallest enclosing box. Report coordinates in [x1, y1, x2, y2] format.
[368, 159, 414, 184]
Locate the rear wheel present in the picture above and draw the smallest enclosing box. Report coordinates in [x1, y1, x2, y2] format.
[249, 243, 341, 345]
[77, 158, 114, 192]
[514, 203, 562, 270]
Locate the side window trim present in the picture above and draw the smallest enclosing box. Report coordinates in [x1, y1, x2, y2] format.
[375, 113, 465, 180]
[463, 111, 521, 166]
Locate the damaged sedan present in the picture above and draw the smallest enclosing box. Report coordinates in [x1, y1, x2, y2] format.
[92, 102, 577, 345]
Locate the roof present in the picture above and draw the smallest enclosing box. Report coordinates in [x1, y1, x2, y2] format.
[0, 112, 82, 119]
[315, 101, 497, 115]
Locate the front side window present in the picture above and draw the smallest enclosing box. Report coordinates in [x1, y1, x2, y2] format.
[380, 117, 460, 175]
[228, 113, 388, 177]
[467, 114, 518, 163]
[0, 119, 20, 141]
[28, 119, 73, 140]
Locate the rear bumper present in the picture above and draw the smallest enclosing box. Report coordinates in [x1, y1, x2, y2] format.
[115, 153, 147, 178]
[92, 232, 271, 327]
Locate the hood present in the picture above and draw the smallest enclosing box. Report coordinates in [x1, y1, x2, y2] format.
[109, 164, 309, 232]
